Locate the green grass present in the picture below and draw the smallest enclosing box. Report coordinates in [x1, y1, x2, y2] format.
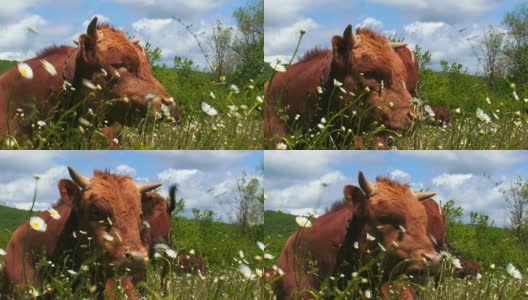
[0, 60, 16, 74]
[0, 60, 264, 150]
[0, 205, 268, 299]
[263, 210, 528, 299]
[266, 33, 528, 150]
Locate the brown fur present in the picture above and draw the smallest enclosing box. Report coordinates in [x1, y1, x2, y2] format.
[421, 199, 481, 278]
[0, 17, 178, 146]
[394, 46, 419, 97]
[275, 173, 439, 299]
[265, 26, 415, 147]
[1, 169, 158, 298]
[431, 106, 453, 125]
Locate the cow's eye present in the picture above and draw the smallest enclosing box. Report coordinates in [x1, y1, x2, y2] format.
[90, 205, 106, 221]
[363, 72, 377, 81]
[112, 63, 128, 72]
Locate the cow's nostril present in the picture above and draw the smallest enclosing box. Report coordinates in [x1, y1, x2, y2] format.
[421, 253, 432, 262]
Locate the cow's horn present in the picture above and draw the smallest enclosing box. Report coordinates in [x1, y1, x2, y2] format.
[358, 171, 376, 197]
[391, 42, 408, 49]
[136, 183, 162, 193]
[87, 17, 98, 36]
[130, 38, 140, 44]
[73, 40, 79, 45]
[415, 192, 436, 201]
[68, 166, 90, 189]
[344, 24, 360, 49]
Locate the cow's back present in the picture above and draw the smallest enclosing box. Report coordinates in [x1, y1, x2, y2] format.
[422, 199, 446, 250]
[0, 46, 75, 137]
[4, 201, 72, 286]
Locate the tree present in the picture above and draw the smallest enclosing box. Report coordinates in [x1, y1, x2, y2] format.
[501, 177, 528, 240]
[208, 20, 234, 82]
[502, 4, 528, 91]
[231, 0, 264, 83]
[477, 25, 504, 89]
[222, 172, 264, 234]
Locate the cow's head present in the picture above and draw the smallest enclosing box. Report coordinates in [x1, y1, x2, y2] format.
[65, 17, 179, 122]
[344, 172, 441, 276]
[141, 185, 176, 248]
[394, 46, 419, 97]
[67, 166, 161, 272]
[331, 25, 414, 130]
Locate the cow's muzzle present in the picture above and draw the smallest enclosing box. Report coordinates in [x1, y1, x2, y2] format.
[122, 249, 148, 273]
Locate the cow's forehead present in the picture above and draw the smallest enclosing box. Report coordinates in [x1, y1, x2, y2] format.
[84, 174, 142, 212]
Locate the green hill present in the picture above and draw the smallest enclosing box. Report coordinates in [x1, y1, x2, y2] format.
[0, 59, 17, 75]
[264, 210, 528, 269]
[0, 205, 263, 272]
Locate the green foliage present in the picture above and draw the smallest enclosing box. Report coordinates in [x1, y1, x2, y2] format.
[0, 58, 263, 150]
[0, 204, 266, 298]
[0, 60, 16, 74]
[231, 0, 264, 85]
[502, 4, 528, 92]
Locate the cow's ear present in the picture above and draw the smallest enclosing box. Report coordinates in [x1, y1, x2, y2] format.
[57, 179, 81, 206]
[79, 17, 99, 65]
[331, 35, 346, 62]
[343, 184, 367, 204]
[168, 185, 177, 212]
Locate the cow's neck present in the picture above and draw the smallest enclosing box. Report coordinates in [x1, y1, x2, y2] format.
[334, 204, 369, 280]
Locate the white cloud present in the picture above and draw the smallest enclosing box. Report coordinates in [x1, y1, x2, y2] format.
[157, 168, 199, 184]
[266, 171, 347, 214]
[432, 173, 473, 187]
[400, 151, 525, 175]
[111, 164, 136, 177]
[370, 0, 501, 23]
[108, 0, 223, 19]
[359, 17, 384, 31]
[430, 173, 508, 226]
[265, 18, 320, 59]
[0, 165, 69, 209]
[390, 169, 411, 182]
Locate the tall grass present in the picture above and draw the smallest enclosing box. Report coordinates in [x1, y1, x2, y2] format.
[1, 70, 263, 150]
[266, 30, 528, 150]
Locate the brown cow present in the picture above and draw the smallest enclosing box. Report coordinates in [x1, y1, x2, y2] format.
[393, 47, 453, 126]
[265, 25, 416, 148]
[135, 185, 177, 295]
[136, 186, 208, 295]
[0, 17, 178, 146]
[430, 106, 453, 125]
[1, 167, 162, 298]
[394, 46, 419, 98]
[421, 199, 480, 278]
[274, 172, 441, 299]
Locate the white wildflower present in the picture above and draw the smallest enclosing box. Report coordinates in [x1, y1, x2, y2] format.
[476, 108, 491, 123]
[506, 263, 522, 280]
[17, 63, 33, 79]
[48, 208, 61, 220]
[40, 60, 57, 76]
[229, 84, 240, 94]
[29, 216, 47, 232]
[201, 102, 218, 116]
[295, 216, 312, 227]
[275, 142, 287, 150]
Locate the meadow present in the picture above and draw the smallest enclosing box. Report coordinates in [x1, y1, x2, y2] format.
[263, 209, 528, 299]
[0, 58, 264, 150]
[0, 204, 269, 299]
[266, 4, 528, 150]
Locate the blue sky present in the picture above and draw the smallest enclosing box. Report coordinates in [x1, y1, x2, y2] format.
[0, 151, 263, 221]
[0, 0, 249, 66]
[265, 151, 528, 226]
[265, 0, 523, 73]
